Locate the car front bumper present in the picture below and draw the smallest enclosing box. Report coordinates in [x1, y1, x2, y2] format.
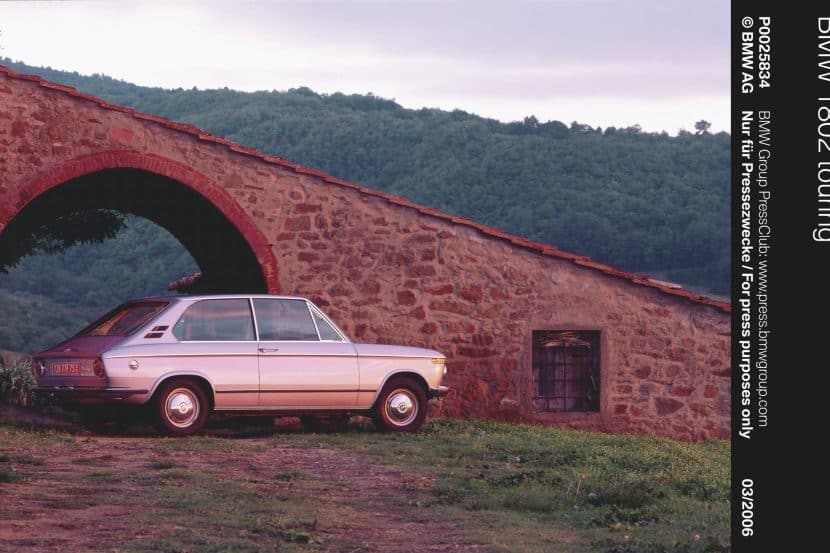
[428, 386, 450, 399]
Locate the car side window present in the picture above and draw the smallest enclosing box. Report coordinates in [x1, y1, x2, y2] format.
[172, 299, 255, 341]
[310, 307, 342, 341]
[253, 299, 319, 341]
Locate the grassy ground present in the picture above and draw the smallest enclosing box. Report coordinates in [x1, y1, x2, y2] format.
[0, 417, 729, 552]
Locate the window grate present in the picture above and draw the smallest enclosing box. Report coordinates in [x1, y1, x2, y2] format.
[532, 330, 600, 412]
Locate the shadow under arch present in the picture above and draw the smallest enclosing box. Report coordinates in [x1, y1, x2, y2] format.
[0, 151, 279, 294]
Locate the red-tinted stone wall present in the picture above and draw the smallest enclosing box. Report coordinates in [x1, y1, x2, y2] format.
[0, 68, 730, 440]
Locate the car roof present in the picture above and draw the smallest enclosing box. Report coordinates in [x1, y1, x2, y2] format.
[127, 294, 311, 303]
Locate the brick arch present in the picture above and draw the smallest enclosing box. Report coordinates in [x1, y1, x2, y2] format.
[3, 150, 279, 293]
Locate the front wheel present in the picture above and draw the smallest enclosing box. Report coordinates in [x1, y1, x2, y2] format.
[372, 377, 427, 432]
[154, 379, 210, 436]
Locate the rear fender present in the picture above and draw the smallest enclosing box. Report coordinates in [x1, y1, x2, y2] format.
[147, 370, 216, 405]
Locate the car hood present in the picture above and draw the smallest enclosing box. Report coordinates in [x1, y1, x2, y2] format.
[353, 343, 444, 358]
[35, 335, 126, 358]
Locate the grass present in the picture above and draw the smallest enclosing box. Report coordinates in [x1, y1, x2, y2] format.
[280, 419, 730, 552]
[0, 418, 729, 552]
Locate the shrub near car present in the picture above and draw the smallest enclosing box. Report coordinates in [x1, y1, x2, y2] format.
[33, 295, 449, 435]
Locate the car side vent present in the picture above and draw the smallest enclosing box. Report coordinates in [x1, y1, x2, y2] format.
[144, 332, 165, 339]
[152, 325, 169, 331]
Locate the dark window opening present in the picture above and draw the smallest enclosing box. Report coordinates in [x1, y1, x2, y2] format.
[532, 330, 600, 412]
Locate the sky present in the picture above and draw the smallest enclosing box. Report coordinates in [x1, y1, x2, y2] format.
[0, 0, 730, 134]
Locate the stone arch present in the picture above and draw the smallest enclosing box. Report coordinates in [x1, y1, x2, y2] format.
[0, 150, 279, 293]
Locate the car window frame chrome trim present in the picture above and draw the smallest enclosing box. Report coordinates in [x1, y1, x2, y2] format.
[306, 301, 322, 341]
[248, 297, 261, 341]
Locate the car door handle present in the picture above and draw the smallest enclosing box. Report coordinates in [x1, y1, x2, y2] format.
[258, 347, 280, 353]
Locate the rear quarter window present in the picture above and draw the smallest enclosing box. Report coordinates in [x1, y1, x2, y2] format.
[173, 299, 256, 341]
[82, 301, 170, 337]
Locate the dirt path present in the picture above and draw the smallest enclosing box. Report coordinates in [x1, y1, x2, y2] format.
[0, 414, 477, 552]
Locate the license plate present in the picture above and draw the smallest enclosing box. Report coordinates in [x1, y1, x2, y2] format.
[52, 361, 81, 375]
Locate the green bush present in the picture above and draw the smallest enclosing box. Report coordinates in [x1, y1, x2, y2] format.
[0, 354, 37, 406]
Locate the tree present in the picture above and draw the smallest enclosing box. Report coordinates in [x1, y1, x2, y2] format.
[0, 210, 125, 273]
[523, 115, 540, 129]
[694, 120, 712, 135]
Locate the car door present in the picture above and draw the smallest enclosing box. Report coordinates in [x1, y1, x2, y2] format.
[171, 298, 259, 409]
[253, 298, 359, 408]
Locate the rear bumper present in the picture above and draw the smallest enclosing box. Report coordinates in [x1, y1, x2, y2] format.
[34, 387, 149, 404]
[428, 385, 450, 399]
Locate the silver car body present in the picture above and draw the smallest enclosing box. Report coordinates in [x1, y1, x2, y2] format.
[34, 295, 448, 413]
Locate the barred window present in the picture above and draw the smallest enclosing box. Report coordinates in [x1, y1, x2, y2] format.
[532, 330, 600, 412]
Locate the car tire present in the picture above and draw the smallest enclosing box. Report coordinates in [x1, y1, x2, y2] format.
[154, 379, 210, 436]
[372, 376, 427, 432]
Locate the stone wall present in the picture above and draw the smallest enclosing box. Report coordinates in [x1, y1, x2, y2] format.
[272, 188, 731, 440]
[0, 67, 731, 440]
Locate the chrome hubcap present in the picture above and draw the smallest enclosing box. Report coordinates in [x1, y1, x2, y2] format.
[385, 389, 417, 426]
[165, 388, 199, 428]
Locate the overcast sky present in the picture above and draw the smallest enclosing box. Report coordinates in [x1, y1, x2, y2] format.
[0, 0, 729, 134]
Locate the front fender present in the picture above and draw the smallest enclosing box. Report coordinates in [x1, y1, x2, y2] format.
[370, 371, 430, 407]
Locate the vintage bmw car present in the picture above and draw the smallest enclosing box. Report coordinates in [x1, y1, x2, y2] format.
[33, 295, 448, 435]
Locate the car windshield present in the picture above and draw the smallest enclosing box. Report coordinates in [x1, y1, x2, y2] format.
[81, 301, 170, 337]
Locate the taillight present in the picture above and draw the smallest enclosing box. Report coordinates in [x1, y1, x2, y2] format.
[92, 358, 105, 377]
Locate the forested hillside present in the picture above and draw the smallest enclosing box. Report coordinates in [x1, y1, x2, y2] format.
[0, 59, 729, 353]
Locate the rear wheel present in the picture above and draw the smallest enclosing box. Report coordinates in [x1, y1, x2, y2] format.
[154, 379, 209, 436]
[372, 377, 427, 432]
